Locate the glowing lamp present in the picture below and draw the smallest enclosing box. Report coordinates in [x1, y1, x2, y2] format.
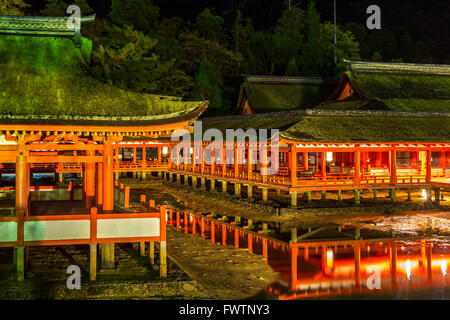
[326, 152, 333, 162]
[162, 146, 168, 155]
[421, 189, 427, 199]
[326, 249, 334, 269]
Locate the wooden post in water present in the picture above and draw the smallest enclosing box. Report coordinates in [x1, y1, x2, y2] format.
[248, 234, 253, 253]
[262, 188, 269, 202]
[247, 185, 253, 198]
[354, 227, 360, 240]
[262, 223, 268, 235]
[90, 244, 97, 281]
[290, 191, 297, 207]
[124, 186, 130, 208]
[354, 189, 360, 205]
[149, 242, 155, 265]
[291, 228, 297, 243]
[234, 229, 239, 248]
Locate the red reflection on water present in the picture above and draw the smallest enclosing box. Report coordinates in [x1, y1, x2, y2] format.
[267, 239, 450, 299]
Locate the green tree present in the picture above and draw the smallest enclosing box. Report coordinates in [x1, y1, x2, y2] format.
[300, 0, 322, 75]
[40, 0, 93, 16]
[109, 0, 159, 34]
[193, 59, 223, 114]
[193, 8, 227, 44]
[371, 51, 382, 62]
[317, 22, 360, 76]
[91, 25, 193, 96]
[181, 33, 242, 79]
[0, 0, 29, 15]
[286, 57, 300, 76]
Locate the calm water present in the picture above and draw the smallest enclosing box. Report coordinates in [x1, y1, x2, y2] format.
[267, 238, 450, 299]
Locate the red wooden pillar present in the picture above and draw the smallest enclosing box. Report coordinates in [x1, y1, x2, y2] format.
[321, 151, 326, 180]
[222, 225, 227, 245]
[211, 221, 215, 243]
[96, 163, 103, 210]
[290, 144, 297, 187]
[114, 144, 119, 169]
[142, 145, 147, 167]
[82, 163, 86, 202]
[390, 149, 397, 184]
[85, 151, 96, 208]
[375, 151, 382, 167]
[103, 141, 114, 213]
[133, 146, 137, 163]
[354, 150, 361, 185]
[157, 145, 161, 164]
[168, 146, 173, 168]
[303, 152, 308, 170]
[15, 140, 27, 211]
[426, 149, 432, 182]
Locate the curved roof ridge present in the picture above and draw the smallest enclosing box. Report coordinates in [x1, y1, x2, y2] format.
[346, 60, 450, 75]
[243, 74, 338, 85]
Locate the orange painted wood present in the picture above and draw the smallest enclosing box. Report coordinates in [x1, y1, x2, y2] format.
[160, 205, 166, 241]
[90, 207, 97, 244]
[222, 224, 227, 245]
[97, 213, 159, 219]
[26, 156, 103, 163]
[103, 141, 114, 212]
[96, 236, 161, 244]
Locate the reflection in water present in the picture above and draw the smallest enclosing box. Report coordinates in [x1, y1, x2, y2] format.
[267, 239, 450, 299]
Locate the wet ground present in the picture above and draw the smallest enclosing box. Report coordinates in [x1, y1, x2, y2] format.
[124, 176, 450, 299]
[0, 243, 201, 300]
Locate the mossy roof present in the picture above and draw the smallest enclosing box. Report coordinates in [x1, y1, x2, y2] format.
[0, 34, 207, 126]
[195, 109, 450, 143]
[237, 75, 337, 113]
[318, 61, 450, 112]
